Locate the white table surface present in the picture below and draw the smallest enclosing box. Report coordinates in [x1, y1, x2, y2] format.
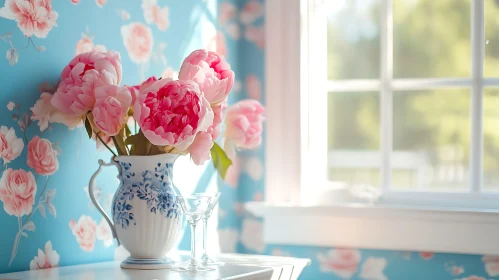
[0, 253, 311, 280]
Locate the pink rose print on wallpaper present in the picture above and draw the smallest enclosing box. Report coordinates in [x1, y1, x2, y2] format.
[96, 218, 113, 247]
[31, 92, 82, 132]
[245, 25, 264, 49]
[240, 0, 263, 25]
[482, 255, 499, 277]
[0, 97, 60, 266]
[218, 2, 240, 40]
[70, 0, 106, 8]
[206, 31, 228, 58]
[27, 136, 59, 176]
[0, 0, 58, 38]
[142, 0, 169, 32]
[359, 257, 388, 280]
[0, 0, 57, 65]
[246, 74, 261, 100]
[69, 215, 97, 252]
[0, 126, 24, 164]
[419, 251, 435, 260]
[317, 248, 361, 278]
[0, 168, 37, 217]
[240, 218, 265, 253]
[95, 0, 107, 8]
[29, 241, 59, 270]
[121, 22, 153, 64]
[75, 28, 107, 55]
[456, 276, 487, 280]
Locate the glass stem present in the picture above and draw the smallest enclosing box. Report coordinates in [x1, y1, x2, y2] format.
[202, 218, 208, 256]
[190, 222, 197, 264]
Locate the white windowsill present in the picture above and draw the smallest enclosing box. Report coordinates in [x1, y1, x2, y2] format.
[245, 201, 499, 256]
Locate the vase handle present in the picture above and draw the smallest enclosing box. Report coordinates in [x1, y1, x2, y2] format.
[89, 159, 120, 246]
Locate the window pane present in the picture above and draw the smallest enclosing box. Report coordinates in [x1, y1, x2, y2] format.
[393, 0, 471, 78]
[327, 92, 380, 187]
[392, 89, 470, 190]
[327, 0, 380, 80]
[483, 88, 499, 189]
[485, 0, 499, 77]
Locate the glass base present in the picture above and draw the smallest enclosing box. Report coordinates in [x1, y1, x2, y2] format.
[173, 259, 215, 272]
[200, 254, 225, 266]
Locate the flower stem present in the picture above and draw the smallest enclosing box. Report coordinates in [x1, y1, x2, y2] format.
[23, 176, 50, 225]
[23, 130, 28, 145]
[10, 176, 50, 266]
[0, 160, 5, 173]
[97, 134, 117, 157]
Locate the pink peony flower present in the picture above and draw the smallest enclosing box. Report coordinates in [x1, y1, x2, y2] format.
[188, 132, 213, 165]
[92, 85, 132, 136]
[240, 0, 264, 25]
[96, 219, 113, 247]
[69, 215, 97, 252]
[0, 168, 37, 217]
[317, 248, 361, 278]
[0, 126, 24, 163]
[224, 99, 264, 149]
[125, 76, 157, 106]
[70, 0, 79, 4]
[29, 241, 60, 270]
[207, 102, 227, 140]
[134, 79, 214, 150]
[31, 92, 82, 131]
[27, 136, 59, 175]
[52, 51, 122, 117]
[95, 0, 106, 8]
[179, 49, 234, 105]
[121, 22, 153, 64]
[142, 0, 169, 31]
[0, 0, 59, 38]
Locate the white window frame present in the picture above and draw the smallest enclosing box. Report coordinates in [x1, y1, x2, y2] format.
[251, 0, 499, 255]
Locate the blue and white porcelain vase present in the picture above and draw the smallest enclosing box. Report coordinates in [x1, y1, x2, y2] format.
[89, 153, 183, 269]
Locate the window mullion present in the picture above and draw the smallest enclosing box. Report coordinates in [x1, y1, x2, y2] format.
[470, 0, 485, 193]
[380, 0, 393, 192]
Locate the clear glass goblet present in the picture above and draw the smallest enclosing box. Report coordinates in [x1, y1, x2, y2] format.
[195, 192, 224, 266]
[174, 195, 214, 272]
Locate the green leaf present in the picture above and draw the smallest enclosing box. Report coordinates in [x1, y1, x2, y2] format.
[84, 117, 92, 139]
[210, 142, 232, 179]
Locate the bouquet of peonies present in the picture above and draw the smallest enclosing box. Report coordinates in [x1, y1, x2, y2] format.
[40, 49, 264, 178]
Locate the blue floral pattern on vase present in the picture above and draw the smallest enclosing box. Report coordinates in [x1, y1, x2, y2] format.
[112, 161, 180, 229]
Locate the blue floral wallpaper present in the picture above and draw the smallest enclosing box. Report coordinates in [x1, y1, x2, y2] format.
[0, 0, 498, 279]
[0, 0, 243, 274]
